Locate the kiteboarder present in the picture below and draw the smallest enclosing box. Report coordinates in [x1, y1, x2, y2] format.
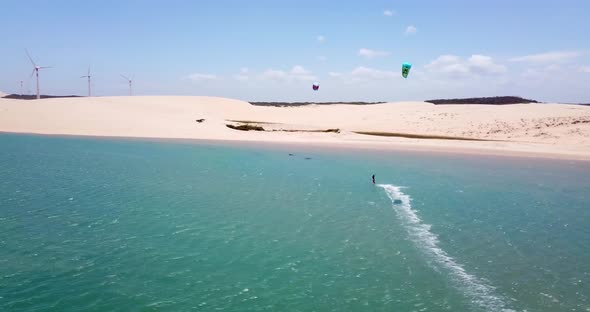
[372, 174, 375, 184]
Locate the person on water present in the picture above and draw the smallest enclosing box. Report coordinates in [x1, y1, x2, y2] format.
[372, 174, 375, 184]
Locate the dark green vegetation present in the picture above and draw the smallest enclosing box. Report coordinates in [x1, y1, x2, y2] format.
[278, 128, 340, 133]
[226, 124, 265, 131]
[353, 131, 492, 141]
[249, 101, 386, 107]
[426, 96, 538, 105]
[226, 122, 340, 133]
[249, 97, 542, 106]
[2, 94, 82, 100]
[259, 97, 590, 106]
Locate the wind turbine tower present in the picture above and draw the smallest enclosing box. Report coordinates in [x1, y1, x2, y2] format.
[120, 74, 133, 96]
[26, 49, 51, 100]
[81, 67, 92, 97]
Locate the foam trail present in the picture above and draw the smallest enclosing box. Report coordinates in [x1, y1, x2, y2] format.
[378, 184, 515, 312]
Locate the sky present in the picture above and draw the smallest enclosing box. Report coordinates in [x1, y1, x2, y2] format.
[1, 0, 589, 102]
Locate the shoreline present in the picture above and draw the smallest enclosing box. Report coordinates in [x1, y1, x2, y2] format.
[3, 130, 589, 162]
[1, 96, 588, 162]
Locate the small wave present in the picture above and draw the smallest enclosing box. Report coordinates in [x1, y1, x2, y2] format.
[172, 228, 191, 235]
[146, 300, 175, 308]
[378, 184, 515, 312]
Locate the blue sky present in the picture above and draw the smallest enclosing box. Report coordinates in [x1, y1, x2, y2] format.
[1, 0, 589, 102]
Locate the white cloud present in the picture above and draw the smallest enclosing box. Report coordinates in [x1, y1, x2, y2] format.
[578, 66, 590, 73]
[259, 65, 316, 82]
[317, 35, 325, 43]
[509, 51, 581, 63]
[384, 10, 394, 16]
[425, 55, 468, 75]
[290, 65, 316, 81]
[260, 69, 288, 81]
[359, 48, 391, 59]
[329, 72, 342, 77]
[468, 55, 507, 74]
[290, 65, 310, 75]
[233, 67, 250, 81]
[188, 73, 217, 81]
[425, 54, 506, 77]
[317, 55, 327, 62]
[405, 25, 417, 35]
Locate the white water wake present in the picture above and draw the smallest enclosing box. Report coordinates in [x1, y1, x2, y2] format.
[378, 184, 515, 312]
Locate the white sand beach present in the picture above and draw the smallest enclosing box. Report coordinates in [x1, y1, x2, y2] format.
[1, 96, 589, 160]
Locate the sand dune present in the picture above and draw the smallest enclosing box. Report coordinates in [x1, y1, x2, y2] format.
[1, 96, 589, 160]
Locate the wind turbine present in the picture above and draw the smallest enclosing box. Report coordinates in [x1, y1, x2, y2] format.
[26, 49, 51, 100]
[120, 74, 133, 96]
[19, 80, 23, 97]
[81, 66, 92, 97]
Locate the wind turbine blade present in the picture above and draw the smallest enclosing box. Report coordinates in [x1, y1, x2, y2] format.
[30, 69, 35, 78]
[80, 76, 88, 78]
[25, 49, 36, 67]
[120, 74, 129, 80]
[39, 66, 52, 69]
[88, 66, 90, 77]
[131, 74, 135, 81]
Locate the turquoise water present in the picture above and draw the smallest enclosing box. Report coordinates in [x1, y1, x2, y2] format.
[1, 134, 589, 312]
